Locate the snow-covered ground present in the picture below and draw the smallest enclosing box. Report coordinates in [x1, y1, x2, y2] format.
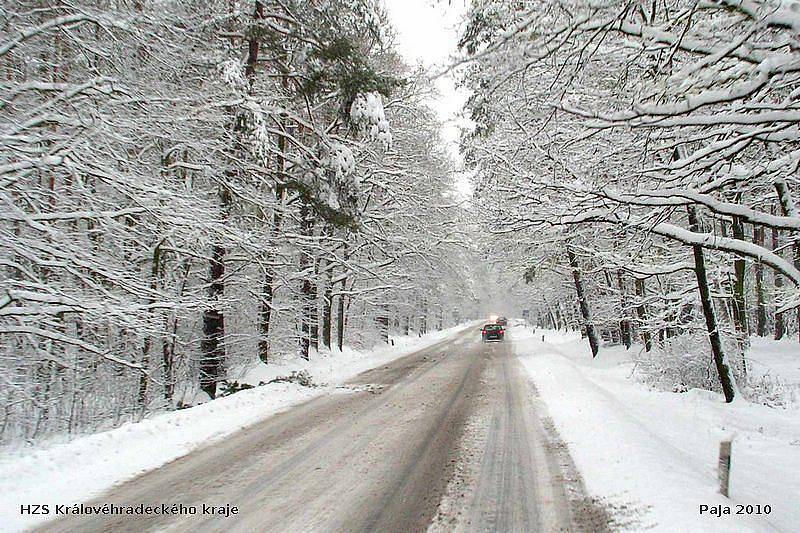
[0, 324, 471, 532]
[513, 326, 800, 532]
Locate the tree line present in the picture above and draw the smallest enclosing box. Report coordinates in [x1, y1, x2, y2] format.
[460, 0, 800, 403]
[0, 0, 481, 444]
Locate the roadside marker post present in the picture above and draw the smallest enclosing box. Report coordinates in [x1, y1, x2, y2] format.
[718, 440, 732, 497]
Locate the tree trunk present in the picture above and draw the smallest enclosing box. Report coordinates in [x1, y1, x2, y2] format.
[773, 222, 785, 340]
[310, 259, 319, 352]
[344, 280, 354, 334]
[688, 206, 737, 403]
[200, 243, 226, 398]
[419, 295, 428, 336]
[378, 306, 389, 344]
[554, 301, 564, 330]
[634, 277, 652, 352]
[566, 246, 599, 357]
[139, 336, 150, 407]
[163, 216, 191, 402]
[773, 188, 800, 340]
[200, 2, 266, 389]
[543, 297, 557, 330]
[731, 214, 749, 339]
[298, 201, 314, 361]
[336, 292, 346, 351]
[258, 266, 275, 364]
[335, 242, 349, 351]
[255, 0, 289, 364]
[138, 242, 163, 407]
[321, 261, 333, 350]
[753, 225, 767, 337]
[162, 326, 175, 402]
[243, 1, 264, 89]
[617, 270, 632, 349]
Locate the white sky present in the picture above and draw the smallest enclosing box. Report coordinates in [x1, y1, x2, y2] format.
[384, 0, 472, 184]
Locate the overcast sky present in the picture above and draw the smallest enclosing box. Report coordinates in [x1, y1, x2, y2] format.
[384, 0, 471, 172]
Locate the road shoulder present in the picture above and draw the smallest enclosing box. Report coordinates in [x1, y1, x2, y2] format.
[514, 326, 794, 532]
[1, 324, 473, 533]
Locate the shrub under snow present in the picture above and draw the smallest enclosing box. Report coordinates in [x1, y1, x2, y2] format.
[636, 332, 725, 394]
[635, 331, 794, 407]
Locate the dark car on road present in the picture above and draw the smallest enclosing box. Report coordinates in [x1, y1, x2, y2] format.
[495, 316, 508, 326]
[481, 324, 505, 342]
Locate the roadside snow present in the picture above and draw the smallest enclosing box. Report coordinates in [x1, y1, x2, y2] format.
[513, 326, 799, 533]
[747, 336, 800, 406]
[0, 324, 471, 532]
[236, 325, 469, 387]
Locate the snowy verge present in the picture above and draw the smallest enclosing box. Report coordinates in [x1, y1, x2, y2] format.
[513, 326, 799, 533]
[235, 323, 472, 387]
[0, 323, 472, 532]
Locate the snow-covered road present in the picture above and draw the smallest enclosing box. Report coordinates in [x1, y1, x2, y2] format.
[30, 326, 595, 532]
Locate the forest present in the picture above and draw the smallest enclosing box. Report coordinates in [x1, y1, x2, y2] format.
[4, 3, 800, 531]
[3, 0, 800, 448]
[462, 0, 800, 405]
[0, 0, 489, 444]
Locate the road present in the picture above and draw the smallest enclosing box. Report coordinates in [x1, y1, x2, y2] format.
[36, 326, 599, 532]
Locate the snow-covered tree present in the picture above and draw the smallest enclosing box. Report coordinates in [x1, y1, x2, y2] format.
[0, 1, 474, 444]
[458, 0, 800, 402]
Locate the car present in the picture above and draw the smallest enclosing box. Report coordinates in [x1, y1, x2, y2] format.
[495, 316, 508, 326]
[481, 324, 505, 342]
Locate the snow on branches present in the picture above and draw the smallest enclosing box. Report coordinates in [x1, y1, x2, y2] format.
[350, 92, 392, 150]
[322, 142, 357, 180]
[0, 0, 467, 449]
[460, 0, 800, 402]
[220, 59, 247, 91]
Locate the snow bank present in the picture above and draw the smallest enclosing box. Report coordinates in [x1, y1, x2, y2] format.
[237, 325, 471, 387]
[747, 336, 800, 406]
[0, 323, 471, 532]
[513, 326, 799, 532]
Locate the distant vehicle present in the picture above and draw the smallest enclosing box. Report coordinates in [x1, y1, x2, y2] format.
[495, 316, 508, 326]
[481, 324, 505, 342]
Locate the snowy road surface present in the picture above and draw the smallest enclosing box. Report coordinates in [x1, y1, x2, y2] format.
[34, 328, 591, 532]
